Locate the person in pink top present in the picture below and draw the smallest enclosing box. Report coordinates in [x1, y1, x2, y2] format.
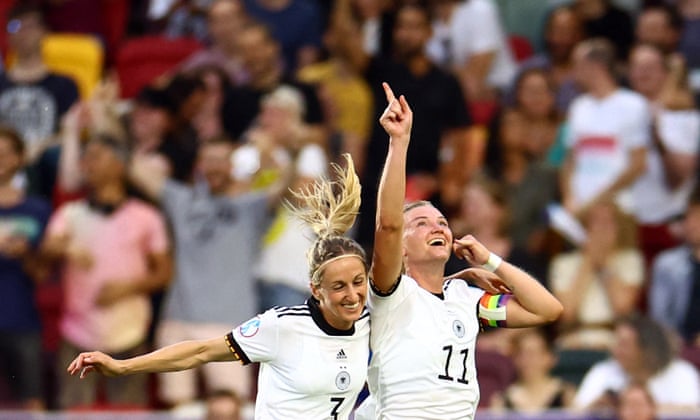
[41, 133, 172, 409]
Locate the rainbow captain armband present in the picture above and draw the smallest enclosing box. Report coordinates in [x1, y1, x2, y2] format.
[478, 293, 512, 328]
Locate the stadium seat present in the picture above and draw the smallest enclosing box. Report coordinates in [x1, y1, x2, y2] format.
[115, 36, 203, 99]
[552, 349, 608, 387]
[508, 34, 535, 63]
[42, 33, 104, 99]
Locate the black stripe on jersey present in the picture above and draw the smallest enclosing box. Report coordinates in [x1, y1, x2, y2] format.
[370, 275, 402, 297]
[225, 332, 252, 365]
[358, 310, 370, 320]
[275, 305, 311, 318]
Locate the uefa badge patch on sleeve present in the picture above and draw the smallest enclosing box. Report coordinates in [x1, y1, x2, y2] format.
[239, 318, 261, 337]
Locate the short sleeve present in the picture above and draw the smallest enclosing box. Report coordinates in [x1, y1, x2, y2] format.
[657, 110, 700, 154]
[142, 206, 170, 254]
[624, 95, 651, 148]
[367, 275, 418, 314]
[229, 309, 279, 364]
[45, 203, 70, 238]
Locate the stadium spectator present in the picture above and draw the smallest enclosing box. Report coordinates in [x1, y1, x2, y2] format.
[0, 127, 52, 410]
[574, 314, 700, 414]
[628, 44, 699, 263]
[0, 4, 79, 199]
[234, 85, 329, 310]
[650, 190, 700, 346]
[482, 109, 558, 277]
[491, 328, 576, 412]
[241, 0, 322, 74]
[516, 5, 584, 113]
[180, 0, 251, 86]
[220, 21, 326, 145]
[426, 0, 517, 116]
[297, 0, 373, 171]
[616, 382, 658, 420]
[550, 199, 644, 350]
[573, 0, 634, 61]
[128, 136, 290, 406]
[67, 155, 371, 420]
[635, 3, 684, 54]
[41, 133, 172, 409]
[561, 38, 650, 216]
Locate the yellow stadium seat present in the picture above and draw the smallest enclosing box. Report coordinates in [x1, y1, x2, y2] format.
[41, 33, 104, 99]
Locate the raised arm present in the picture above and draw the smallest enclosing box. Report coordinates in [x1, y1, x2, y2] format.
[67, 336, 236, 378]
[129, 153, 169, 202]
[454, 235, 563, 327]
[371, 83, 413, 293]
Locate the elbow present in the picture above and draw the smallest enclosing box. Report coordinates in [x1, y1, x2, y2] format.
[545, 300, 565, 324]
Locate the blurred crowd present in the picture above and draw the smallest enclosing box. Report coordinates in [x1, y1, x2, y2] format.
[1, 0, 700, 418]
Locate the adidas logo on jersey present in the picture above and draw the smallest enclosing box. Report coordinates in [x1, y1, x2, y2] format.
[337, 349, 347, 360]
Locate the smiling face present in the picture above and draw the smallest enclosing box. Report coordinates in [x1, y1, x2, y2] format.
[312, 256, 368, 330]
[403, 203, 453, 265]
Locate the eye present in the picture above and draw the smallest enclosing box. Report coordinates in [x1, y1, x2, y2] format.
[439, 220, 448, 227]
[417, 220, 427, 227]
[353, 278, 365, 286]
[332, 283, 344, 291]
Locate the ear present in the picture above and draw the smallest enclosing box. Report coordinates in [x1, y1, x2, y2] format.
[310, 282, 321, 300]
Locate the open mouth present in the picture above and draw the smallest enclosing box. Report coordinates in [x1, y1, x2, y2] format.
[428, 238, 446, 247]
[342, 302, 360, 310]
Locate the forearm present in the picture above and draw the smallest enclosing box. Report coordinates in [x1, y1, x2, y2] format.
[494, 260, 562, 323]
[58, 129, 83, 192]
[376, 139, 408, 230]
[560, 258, 596, 320]
[121, 339, 232, 375]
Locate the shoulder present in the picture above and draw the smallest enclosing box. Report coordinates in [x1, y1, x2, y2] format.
[655, 246, 689, 267]
[613, 89, 649, 110]
[272, 304, 313, 321]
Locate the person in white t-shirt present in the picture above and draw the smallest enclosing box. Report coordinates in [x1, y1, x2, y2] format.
[426, 0, 517, 102]
[355, 83, 563, 420]
[574, 314, 700, 414]
[561, 38, 651, 216]
[66, 155, 371, 420]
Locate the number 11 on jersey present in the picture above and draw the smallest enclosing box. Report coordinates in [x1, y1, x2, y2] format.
[438, 345, 469, 384]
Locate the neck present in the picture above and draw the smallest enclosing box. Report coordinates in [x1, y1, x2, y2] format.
[406, 262, 446, 294]
[256, 0, 290, 10]
[0, 178, 21, 206]
[407, 55, 431, 77]
[10, 53, 48, 82]
[589, 77, 618, 99]
[521, 373, 553, 388]
[91, 182, 127, 204]
[251, 68, 281, 90]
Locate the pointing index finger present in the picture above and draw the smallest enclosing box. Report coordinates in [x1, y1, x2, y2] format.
[382, 82, 396, 103]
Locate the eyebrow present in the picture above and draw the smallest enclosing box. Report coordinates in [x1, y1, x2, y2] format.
[408, 216, 448, 224]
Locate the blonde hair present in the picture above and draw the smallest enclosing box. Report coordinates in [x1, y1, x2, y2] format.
[286, 154, 367, 286]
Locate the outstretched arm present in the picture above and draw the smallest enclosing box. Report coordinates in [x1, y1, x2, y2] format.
[67, 337, 236, 379]
[454, 235, 563, 327]
[371, 83, 413, 293]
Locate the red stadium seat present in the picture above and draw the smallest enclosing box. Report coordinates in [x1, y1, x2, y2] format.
[115, 35, 203, 98]
[508, 34, 534, 63]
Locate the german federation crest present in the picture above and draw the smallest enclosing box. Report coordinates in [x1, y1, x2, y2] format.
[452, 319, 465, 338]
[335, 370, 351, 390]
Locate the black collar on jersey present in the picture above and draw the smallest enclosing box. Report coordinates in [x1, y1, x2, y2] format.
[307, 297, 356, 336]
[432, 292, 445, 300]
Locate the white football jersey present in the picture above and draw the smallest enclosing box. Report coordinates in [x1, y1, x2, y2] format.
[363, 275, 485, 419]
[228, 298, 370, 420]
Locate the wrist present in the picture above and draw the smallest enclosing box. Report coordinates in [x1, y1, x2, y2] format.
[481, 252, 502, 273]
